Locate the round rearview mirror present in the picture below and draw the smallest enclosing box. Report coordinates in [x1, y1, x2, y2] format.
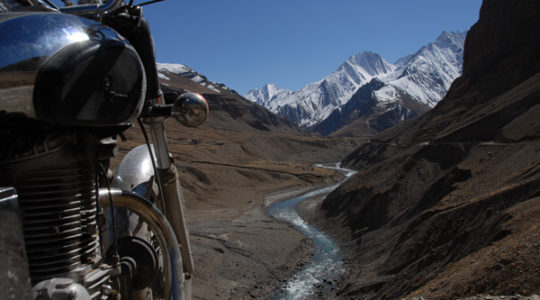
[171, 92, 209, 127]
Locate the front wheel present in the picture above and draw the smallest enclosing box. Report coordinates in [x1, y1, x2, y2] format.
[99, 188, 185, 300]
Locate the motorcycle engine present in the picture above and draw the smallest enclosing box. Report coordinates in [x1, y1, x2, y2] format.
[0, 120, 118, 299]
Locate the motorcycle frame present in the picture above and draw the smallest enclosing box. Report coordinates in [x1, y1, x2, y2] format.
[146, 116, 194, 299]
[72, 0, 198, 294]
[111, 116, 195, 299]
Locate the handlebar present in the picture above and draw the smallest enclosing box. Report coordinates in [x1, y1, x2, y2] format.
[58, 0, 124, 16]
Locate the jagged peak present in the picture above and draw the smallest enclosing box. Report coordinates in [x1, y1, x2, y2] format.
[433, 30, 467, 49]
[265, 83, 290, 93]
[342, 51, 394, 76]
[394, 31, 466, 66]
[248, 83, 290, 94]
[245, 83, 292, 105]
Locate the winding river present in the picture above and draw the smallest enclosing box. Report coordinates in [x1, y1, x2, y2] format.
[267, 163, 356, 299]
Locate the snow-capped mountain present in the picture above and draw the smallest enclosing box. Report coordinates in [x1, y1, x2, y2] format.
[245, 84, 292, 106]
[246, 31, 466, 132]
[387, 30, 466, 107]
[311, 78, 430, 136]
[246, 51, 395, 127]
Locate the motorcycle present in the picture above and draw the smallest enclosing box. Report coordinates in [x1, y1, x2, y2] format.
[0, 0, 209, 299]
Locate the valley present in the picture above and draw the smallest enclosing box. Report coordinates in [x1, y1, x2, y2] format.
[116, 123, 362, 299]
[117, 1, 540, 298]
[112, 71, 366, 298]
[266, 164, 355, 299]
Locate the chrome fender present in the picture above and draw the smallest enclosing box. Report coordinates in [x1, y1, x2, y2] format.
[112, 144, 156, 198]
[110, 144, 194, 298]
[98, 189, 185, 300]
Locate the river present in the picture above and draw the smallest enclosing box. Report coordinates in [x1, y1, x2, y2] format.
[266, 163, 356, 299]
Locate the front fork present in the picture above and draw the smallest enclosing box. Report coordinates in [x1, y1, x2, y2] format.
[146, 117, 194, 299]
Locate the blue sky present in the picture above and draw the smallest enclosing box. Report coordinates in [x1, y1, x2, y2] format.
[144, 0, 482, 95]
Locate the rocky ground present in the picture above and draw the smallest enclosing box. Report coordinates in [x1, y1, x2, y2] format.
[408, 295, 540, 300]
[188, 188, 313, 299]
[455, 296, 540, 300]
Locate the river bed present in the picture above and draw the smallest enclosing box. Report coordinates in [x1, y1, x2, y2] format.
[266, 163, 355, 299]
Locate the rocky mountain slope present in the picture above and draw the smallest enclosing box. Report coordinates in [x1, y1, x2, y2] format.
[157, 63, 299, 133]
[310, 78, 431, 136]
[246, 31, 466, 135]
[320, 0, 540, 298]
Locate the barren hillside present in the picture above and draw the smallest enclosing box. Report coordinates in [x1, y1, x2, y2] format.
[320, 0, 540, 298]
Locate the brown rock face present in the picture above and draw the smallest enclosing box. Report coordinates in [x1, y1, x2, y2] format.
[461, 0, 540, 97]
[322, 0, 540, 298]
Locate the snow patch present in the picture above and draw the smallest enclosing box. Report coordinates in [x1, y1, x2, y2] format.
[373, 85, 398, 104]
[156, 63, 190, 74]
[190, 75, 203, 83]
[207, 85, 220, 93]
[158, 73, 170, 80]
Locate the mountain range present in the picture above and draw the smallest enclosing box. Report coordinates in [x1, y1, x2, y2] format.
[245, 31, 466, 136]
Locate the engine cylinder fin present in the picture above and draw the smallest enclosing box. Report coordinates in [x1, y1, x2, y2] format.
[11, 166, 98, 284]
[0, 132, 113, 299]
[23, 219, 81, 234]
[29, 253, 82, 268]
[25, 229, 83, 244]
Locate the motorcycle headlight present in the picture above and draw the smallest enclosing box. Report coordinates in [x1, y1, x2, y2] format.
[33, 38, 146, 126]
